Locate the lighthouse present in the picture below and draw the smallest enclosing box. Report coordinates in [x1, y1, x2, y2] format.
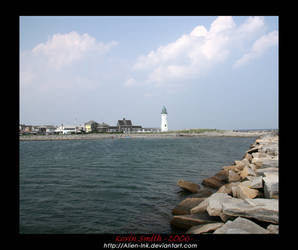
[161, 105, 168, 132]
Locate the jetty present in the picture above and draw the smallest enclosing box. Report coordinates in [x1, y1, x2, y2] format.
[173, 131, 279, 234]
[19, 130, 271, 141]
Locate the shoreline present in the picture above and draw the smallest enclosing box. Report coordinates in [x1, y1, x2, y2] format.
[19, 130, 272, 141]
[172, 132, 279, 234]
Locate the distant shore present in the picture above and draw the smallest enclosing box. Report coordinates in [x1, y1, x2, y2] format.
[19, 130, 273, 141]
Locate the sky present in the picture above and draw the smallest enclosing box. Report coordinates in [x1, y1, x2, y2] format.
[19, 16, 278, 130]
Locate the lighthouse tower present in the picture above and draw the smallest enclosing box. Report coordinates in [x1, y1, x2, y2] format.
[161, 105, 168, 132]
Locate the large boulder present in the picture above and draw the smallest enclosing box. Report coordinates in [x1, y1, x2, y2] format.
[222, 198, 279, 224]
[189, 188, 214, 198]
[233, 160, 248, 171]
[242, 152, 252, 163]
[222, 165, 238, 172]
[213, 217, 269, 234]
[267, 224, 279, 234]
[191, 193, 233, 216]
[170, 212, 221, 230]
[202, 176, 224, 189]
[246, 146, 260, 154]
[216, 182, 240, 195]
[260, 158, 278, 168]
[251, 156, 278, 169]
[248, 176, 263, 189]
[228, 170, 241, 182]
[231, 184, 259, 199]
[263, 172, 278, 199]
[259, 143, 278, 156]
[177, 179, 200, 193]
[256, 167, 278, 177]
[240, 166, 256, 180]
[172, 198, 206, 215]
[214, 170, 229, 183]
[186, 222, 224, 234]
[252, 152, 268, 159]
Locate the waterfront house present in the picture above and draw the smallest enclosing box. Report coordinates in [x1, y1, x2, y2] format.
[45, 125, 57, 134]
[97, 122, 110, 133]
[117, 118, 142, 133]
[84, 120, 98, 133]
[55, 124, 80, 134]
[107, 126, 119, 132]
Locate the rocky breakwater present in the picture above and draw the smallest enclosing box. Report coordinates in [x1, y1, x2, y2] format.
[171, 132, 279, 234]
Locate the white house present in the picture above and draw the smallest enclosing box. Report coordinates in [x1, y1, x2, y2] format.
[55, 124, 81, 134]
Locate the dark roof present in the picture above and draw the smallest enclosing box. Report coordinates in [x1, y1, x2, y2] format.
[85, 120, 97, 125]
[117, 118, 132, 126]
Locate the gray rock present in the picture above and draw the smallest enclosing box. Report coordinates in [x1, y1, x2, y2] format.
[216, 182, 241, 195]
[190, 198, 209, 214]
[222, 198, 278, 224]
[186, 222, 224, 234]
[240, 166, 256, 179]
[260, 144, 278, 156]
[263, 172, 278, 199]
[207, 193, 233, 216]
[256, 167, 278, 177]
[261, 158, 278, 168]
[213, 217, 269, 234]
[170, 212, 221, 230]
[249, 176, 263, 189]
[267, 224, 279, 234]
[219, 212, 234, 222]
[172, 198, 206, 215]
[252, 152, 268, 158]
[191, 193, 233, 216]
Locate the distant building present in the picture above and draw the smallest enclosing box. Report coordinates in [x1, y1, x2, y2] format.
[107, 126, 119, 133]
[37, 125, 57, 135]
[55, 124, 81, 134]
[97, 122, 110, 133]
[84, 120, 98, 133]
[161, 106, 168, 132]
[117, 118, 142, 133]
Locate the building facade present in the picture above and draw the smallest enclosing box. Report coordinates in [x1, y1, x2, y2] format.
[84, 120, 98, 133]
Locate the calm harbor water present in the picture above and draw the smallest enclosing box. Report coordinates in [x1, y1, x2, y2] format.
[19, 136, 256, 234]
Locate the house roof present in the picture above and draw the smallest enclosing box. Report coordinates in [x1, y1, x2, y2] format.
[85, 120, 97, 125]
[117, 118, 132, 126]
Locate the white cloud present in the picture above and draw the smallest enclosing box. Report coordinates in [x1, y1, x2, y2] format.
[237, 16, 264, 35]
[127, 16, 268, 87]
[31, 31, 117, 69]
[233, 30, 278, 68]
[20, 32, 118, 92]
